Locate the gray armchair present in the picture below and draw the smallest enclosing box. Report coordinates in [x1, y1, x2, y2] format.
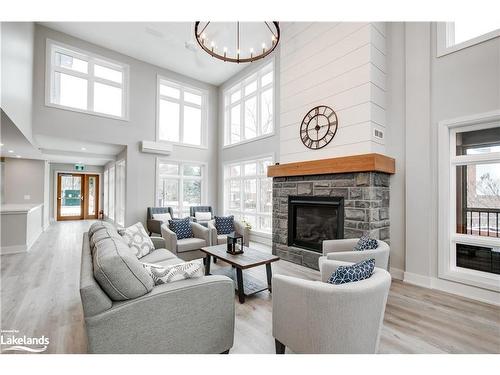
[321, 238, 390, 270]
[272, 258, 391, 354]
[207, 219, 250, 247]
[147, 207, 174, 236]
[190, 206, 214, 227]
[161, 221, 210, 261]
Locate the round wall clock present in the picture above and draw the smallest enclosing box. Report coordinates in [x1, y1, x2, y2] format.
[300, 105, 338, 150]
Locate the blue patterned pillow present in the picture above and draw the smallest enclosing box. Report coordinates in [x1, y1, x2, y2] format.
[353, 234, 378, 251]
[168, 217, 193, 240]
[215, 215, 235, 235]
[327, 259, 375, 285]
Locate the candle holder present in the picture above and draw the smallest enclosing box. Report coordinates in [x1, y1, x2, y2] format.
[226, 231, 244, 255]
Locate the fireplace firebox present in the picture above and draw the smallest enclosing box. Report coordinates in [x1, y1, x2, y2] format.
[288, 196, 344, 253]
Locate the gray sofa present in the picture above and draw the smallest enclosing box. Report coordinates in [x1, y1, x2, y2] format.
[80, 221, 235, 354]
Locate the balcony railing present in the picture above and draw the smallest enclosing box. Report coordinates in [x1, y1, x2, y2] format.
[464, 207, 500, 237]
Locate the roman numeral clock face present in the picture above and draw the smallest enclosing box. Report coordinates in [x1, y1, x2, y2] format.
[300, 105, 338, 150]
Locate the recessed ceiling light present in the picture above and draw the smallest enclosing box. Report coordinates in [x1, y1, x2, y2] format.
[0, 143, 4, 147]
[81, 147, 87, 151]
[16, 155, 21, 158]
[8, 150, 14, 153]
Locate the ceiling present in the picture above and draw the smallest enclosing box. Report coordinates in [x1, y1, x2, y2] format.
[39, 22, 250, 86]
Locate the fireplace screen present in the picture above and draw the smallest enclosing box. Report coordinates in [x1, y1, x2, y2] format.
[288, 196, 344, 252]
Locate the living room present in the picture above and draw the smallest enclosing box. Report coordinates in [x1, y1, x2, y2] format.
[1, 1, 499, 373]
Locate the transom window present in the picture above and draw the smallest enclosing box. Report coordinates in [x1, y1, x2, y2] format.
[224, 63, 274, 146]
[223, 156, 273, 233]
[156, 160, 205, 217]
[437, 22, 500, 57]
[46, 39, 129, 119]
[157, 78, 208, 147]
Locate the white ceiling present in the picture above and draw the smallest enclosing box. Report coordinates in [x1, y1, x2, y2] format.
[39, 22, 250, 86]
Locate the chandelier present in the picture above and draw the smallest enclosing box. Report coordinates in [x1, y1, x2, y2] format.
[194, 22, 280, 63]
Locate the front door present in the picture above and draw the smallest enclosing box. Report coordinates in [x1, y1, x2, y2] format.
[57, 173, 99, 221]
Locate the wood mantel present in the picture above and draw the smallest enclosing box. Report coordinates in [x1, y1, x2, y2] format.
[267, 153, 395, 177]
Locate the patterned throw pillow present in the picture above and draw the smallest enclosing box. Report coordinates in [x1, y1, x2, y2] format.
[328, 259, 375, 285]
[353, 234, 379, 251]
[168, 217, 193, 239]
[152, 213, 172, 222]
[142, 261, 204, 285]
[118, 222, 155, 259]
[215, 215, 235, 235]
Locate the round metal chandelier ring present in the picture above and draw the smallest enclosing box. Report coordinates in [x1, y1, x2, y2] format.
[194, 22, 280, 64]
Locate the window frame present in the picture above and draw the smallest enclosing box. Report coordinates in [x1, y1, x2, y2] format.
[223, 61, 275, 148]
[115, 159, 126, 227]
[438, 110, 500, 292]
[45, 39, 130, 121]
[436, 22, 500, 57]
[223, 154, 274, 235]
[155, 158, 208, 217]
[156, 75, 209, 149]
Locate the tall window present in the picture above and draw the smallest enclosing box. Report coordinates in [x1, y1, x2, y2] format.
[103, 169, 109, 217]
[224, 63, 274, 146]
[115, 160, 126, 226]
[156, 160, 205, 217]
[46, 40, 129, 119]
[157, 78, 207, 147]
[108, 165, 115, 221]
[224, 157, 273, 233]
[437, 22, 500, 56]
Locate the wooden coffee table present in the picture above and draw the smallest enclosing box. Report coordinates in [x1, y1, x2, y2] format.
[201, 244, 280, 303]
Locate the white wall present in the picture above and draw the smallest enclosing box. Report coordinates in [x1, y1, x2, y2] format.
[32, 25, 219, 226]
[3, 157, 45, 204]
[0, 22, 35, 143]
[279, 22, 387, 163]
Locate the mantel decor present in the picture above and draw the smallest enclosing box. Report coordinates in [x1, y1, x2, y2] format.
[300, 105, 338, 150]
[194, 22, 280, 63]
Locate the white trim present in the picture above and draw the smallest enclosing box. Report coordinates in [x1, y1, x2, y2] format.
[45, 38, 130, 121]
[222, 131, 276, 150]
[437, 22, 500, 57]
[0, 245, 28, 255]
[438, 110, 500, 292]
[389, 267, 404, 281]
[403, 272, 500, 306]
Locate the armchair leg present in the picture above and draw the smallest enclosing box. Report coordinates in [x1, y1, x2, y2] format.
[148, 231, 152, 236]
[213, 256, 217, 264]
[275, 339, 285, 354]
[220, 349, 230, 354]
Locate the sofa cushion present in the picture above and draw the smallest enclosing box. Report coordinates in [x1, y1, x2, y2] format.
[140, 248, 178, 263]
[168, 217, 193, 240]
[177, 238, 207, 253]
[142, 261, 204, 285]
[353, 234, 378, 251]
[214, 215, 234, 235]
[90, 226, 123, 253]
[88, 221, 115, 238]
[327, 258, 375, 285]
[156, 257, 186, 268]
[119, 222, 155, 258]
[93, 236, 154, 301]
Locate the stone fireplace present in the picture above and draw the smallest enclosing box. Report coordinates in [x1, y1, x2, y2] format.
[269, 154, 394, 270]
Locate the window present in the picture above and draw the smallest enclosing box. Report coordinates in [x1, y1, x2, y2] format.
[157, 78, 207, 147]
[223, 156, 273, 233]
[46, 39, 129, 119]
[103, 169, 109, 217]
[156, 160, 205, 217]
[108, 165, 115, 221]
[115, 160, 126, 227]
[438, 112, 500, 291]
[437, 22, 500, 57]
[224, 63, 274, 146]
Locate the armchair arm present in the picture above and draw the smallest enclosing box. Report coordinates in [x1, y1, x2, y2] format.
[161, 224, 177, 253]
[326, 248, 390, 270]
[147, 219, 163, 235]
[85, 275, 235, 353]
[322, 238, 359, 255]
[234, 220, 250, 247]
[207, 220, 217, 246]
[318, 258, 354, 282]
[150, 236, 166, 250]
[192, 222, 210, 245]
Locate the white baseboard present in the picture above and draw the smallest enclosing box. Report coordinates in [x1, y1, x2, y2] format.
[403, 271, 500, 306]
[390, 267, 404, 280]
[0, 245, 28, 255]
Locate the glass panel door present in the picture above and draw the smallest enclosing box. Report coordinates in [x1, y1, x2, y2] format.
[57, 173, 84, 220]
[84, 174, 99, 220]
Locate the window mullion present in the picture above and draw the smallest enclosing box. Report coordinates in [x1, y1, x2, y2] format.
[88, 62, 94, 111]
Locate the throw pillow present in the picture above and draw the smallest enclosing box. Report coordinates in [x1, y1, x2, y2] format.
[195, 211, 212, 221]
[168, 217, 193, 239]
[353, 234, 379, 251]
[328, 259, 375, 285]
[215, 215, 235, 235]
[152, 212, 172, 222]
[118, 222, 155, 259]
[142, 261, 204, 285]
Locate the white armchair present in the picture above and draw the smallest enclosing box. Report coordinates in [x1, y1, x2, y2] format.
[272, 259, 391, 354]
[207, 220, 250, 247]
[321, 238, 390, 270]
[161, 221, 210, 262]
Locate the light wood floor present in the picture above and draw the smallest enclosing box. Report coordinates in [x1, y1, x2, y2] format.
[1, 220, 499, 354]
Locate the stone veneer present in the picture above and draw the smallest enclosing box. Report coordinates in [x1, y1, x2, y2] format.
[272, 172, 390, 270]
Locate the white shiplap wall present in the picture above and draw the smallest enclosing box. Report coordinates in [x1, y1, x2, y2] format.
[279, 22, 387, 163]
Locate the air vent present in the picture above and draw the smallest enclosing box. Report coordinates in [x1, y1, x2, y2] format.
[373, 128, 384, 140]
